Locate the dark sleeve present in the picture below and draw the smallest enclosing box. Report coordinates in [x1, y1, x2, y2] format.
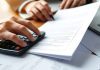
[86, 0, 93, 4]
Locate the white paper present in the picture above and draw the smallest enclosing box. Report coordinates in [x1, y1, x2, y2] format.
[28, 2, 100, 60]
[81, 7, 100, 57]
[0, 42, 100, 70]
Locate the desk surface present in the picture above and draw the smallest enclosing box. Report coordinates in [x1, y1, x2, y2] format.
[0, 0, 44, 28]
[0, 0, 100, 70]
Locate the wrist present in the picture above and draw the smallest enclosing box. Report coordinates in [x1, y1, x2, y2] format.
[18, 0, 34, 14]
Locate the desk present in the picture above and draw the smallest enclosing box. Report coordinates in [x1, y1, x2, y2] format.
[0, 0, 100, 70]
[0, 0, 44, 28]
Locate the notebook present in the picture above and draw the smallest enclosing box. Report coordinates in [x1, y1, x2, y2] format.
[28, 2, 100, 60]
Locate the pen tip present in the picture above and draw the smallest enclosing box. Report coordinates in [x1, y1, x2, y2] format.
[50, 15, 55, 20]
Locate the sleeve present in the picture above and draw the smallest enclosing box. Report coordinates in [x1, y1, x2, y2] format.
[6, 0, 25, 12]
[18, 0, 35, 13]
[6, 0, 36, 12]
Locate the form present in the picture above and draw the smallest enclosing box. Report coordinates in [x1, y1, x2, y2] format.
[28, 2, 100, 60]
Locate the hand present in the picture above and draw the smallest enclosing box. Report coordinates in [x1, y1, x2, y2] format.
[0, 17, 40, 48]
[60, 0, 86, 9]
[25, 0, 53, 22]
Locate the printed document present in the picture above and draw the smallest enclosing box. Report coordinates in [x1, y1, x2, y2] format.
[28, 2, 100, 60]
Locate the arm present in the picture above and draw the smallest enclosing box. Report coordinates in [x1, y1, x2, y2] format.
[6, 0, 38, 12]
[18, 0, 53, 22]
[6, 0, 52, 22]
[6, 0, 25, 11]
[0, 16, 40, 48]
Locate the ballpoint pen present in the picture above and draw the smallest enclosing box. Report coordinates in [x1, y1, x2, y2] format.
[50, 15, 55, 20]
[50, 10, 58, 20]
[53, 10, 57, 15]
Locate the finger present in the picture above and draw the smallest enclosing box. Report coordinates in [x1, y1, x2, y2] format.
[26, 12, 38, 21]
[40, 0, 52, 15]
[10, 21, 35, 41]
[6, 19, 35, 41]
[3, 31, 27, 47]
[12, 17, 40, 35]
[64, 0, 74, 8]
[35, 3, 52, 21]
[78, 0, 86, 6]
[70, 0, 81, 8]
[31, 7, 46, 21]
[60, 0, 67, 9]
[17, 25, 35, 41]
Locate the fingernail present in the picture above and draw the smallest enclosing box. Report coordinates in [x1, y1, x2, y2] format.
[42, 19, 46, 22]
[48, 17, 53, 21]
[23, 42, 27, 47]
[38, 32, 41, 36]
[49, 12, 53, 15]
[15, 47, 20, 50]
[31, 37, 35, 41]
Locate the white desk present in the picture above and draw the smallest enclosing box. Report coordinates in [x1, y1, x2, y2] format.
[0, 1, 100, 70]
[0, 31, 99, 70]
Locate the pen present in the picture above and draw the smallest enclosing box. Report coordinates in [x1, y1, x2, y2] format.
[50, 10, 58, 20]
[50, 15, 55, 20]
[53, 10, 57, 15]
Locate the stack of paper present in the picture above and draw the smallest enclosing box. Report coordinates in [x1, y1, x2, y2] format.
[28, 2, 100, 60]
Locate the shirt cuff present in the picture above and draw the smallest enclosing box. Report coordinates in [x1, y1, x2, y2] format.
[18, 0, 34, 13]
[18, 0, 34, 19]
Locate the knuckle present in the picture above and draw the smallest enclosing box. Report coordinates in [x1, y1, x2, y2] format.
[19, 25, 26, 30]
[40, 7, 45, 11]
[35, 2, 39, 5]
[76, 0, 79, 2]
[11, 16, 17, 21]
[26, 20, 31, 24]
[32, 13, 35, 17]
[5, 20, 11, 24]
[35, 11, 39, 14]
[32, 8, 38, 14]
[28, 33, 33, 37]
[0, 34, 3, 40]
[10, 34, 17, 40]
[3, 20, 12, 27]
[44, 2, 48, 6]
[22, 19, 31, 25]
[0, 27, 4, 33]
[26, 21, 32, 26]
[71, 0, 73, 1]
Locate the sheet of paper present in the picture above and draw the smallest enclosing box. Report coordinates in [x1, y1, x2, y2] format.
[81, 7, 100, 57]
[28, 2, 100, 60]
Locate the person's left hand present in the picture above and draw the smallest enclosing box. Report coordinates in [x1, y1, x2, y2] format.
[60, 0, 86, 9]
[0, 17, 40, 48]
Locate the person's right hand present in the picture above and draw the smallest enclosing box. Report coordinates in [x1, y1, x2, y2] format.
[0, 17, 40, 49]
[25, 0, 53, 22]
